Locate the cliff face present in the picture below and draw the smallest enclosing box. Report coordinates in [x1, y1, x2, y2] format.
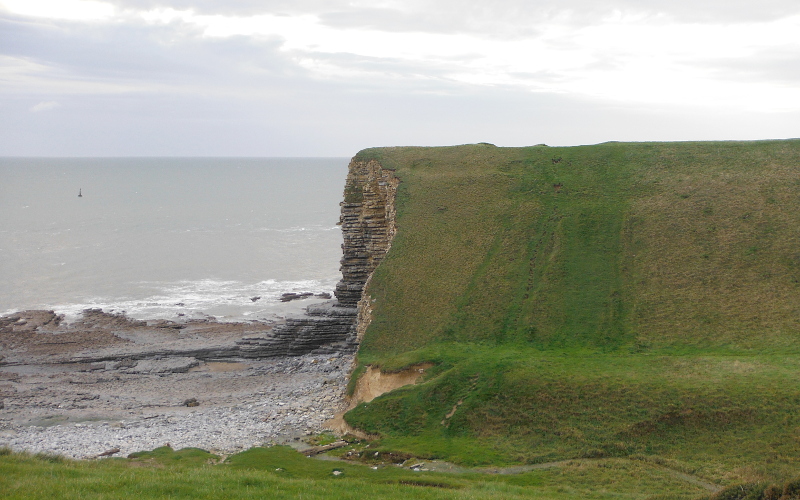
[243, 158, 397, 357]
[336, 159, 399, 343]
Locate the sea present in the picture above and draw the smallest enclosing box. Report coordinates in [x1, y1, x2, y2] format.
[0, 158, 348, 322]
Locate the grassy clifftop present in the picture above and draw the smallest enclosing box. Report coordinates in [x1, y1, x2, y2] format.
[345, 140, 800, 485]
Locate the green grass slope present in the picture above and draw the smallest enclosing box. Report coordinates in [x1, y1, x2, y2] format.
[344, 140, 800, 485]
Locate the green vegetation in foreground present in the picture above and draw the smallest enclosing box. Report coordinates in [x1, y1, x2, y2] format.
[0, 445, 720, 499]
[344, 140, 800, 487]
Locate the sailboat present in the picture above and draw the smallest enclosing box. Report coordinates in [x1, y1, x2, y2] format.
[78, 188, 82, 198]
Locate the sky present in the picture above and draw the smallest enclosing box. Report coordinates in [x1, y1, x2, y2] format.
[1, 0, 799, 156]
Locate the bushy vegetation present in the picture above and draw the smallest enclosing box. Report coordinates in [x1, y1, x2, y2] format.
[345, 140, 800, 486]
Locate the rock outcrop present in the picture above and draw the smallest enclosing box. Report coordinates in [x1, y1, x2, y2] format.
[253, 158, 398, 356]
[335, 159, 399, 308]
[234, 301, 358, 357]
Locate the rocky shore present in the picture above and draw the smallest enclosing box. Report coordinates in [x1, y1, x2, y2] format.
[0, 156, 401, 460]
[0, 309, 353, 459]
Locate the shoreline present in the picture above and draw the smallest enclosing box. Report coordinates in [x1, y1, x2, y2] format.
[0, 308, 353, 459]
[0, 289, 337, 327]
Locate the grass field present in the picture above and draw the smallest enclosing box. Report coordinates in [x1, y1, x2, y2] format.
[343, 140, 800, 489]
[0, 445, 721, 499]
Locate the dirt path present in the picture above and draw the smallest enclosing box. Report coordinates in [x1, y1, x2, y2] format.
[311, 453, 723, 493]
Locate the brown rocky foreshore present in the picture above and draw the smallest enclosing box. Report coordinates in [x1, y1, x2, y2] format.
[0, 308, 353, 458]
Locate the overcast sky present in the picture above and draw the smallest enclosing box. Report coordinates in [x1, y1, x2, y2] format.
[2, 0, 799, 156]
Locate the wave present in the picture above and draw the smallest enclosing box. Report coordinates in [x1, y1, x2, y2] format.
[8, 277, 340, 323]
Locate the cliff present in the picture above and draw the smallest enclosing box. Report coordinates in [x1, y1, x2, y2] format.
[243, 158, 398, 357]
[340, 140, 800, 480]
[336, 159, 399, 344]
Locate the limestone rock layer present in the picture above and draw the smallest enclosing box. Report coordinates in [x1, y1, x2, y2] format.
[335, 159, 399, 307]
[261, 158, 398, 356]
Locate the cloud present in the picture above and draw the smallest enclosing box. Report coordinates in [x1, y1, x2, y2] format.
[105, 0, 356, 17]
[0, 0, 115, 21]
[30, 100, 60, 111]
[2, 0, 800, 155]
[693, 47, 800, 87]
[0, 17, 297, 96]
[97, 0, 800, 28]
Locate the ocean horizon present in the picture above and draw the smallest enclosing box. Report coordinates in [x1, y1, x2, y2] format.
[0, 157, 349, 322]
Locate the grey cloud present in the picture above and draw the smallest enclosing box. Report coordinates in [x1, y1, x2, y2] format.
[30, 101, 60, 112]
[3, 2, 800, 157]
[300, 50, 482, 83]
[693, 49, 800, 86]
[578, 0, 799, 23]
[2, 10, 514, 108]
[0, 15, 490, 109]
[102, 0, 800, 35]
[106, 0, 354, 16]
[318, 6, 540, 39]
[0, 17, 300, 92]
[5, 80, 799, 156]
[316, 0, 800, 36]
[111, 0, 800, 20]
[507, 70, 572, 85]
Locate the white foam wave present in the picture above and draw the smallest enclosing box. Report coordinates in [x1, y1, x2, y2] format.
[255, 225, 341, 233]
[25, 277, 340, 323]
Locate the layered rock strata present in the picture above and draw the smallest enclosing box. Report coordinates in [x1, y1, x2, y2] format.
[255, 158, 398, 356]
